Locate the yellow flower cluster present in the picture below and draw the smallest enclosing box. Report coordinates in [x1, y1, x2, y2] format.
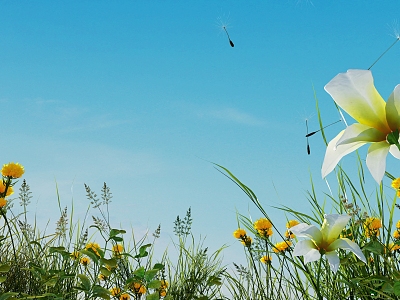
[253, 218, 273, 238]
[388, 242, 400, 252]
[286, 220, 300, 228]
[159, 280, 168, 297]
[120, 294, 130, 300]
[233, 228, 252, 247]
[0, 184, 13, 197]
[1, 162, 24, 179]
[363, 217, 382, 238]
[110, 287, 121, 296]
[260, 255, 272, 264]
[80, 257, 90, 266]
[130, 282, 146, 295]
[272, 241, 292, 253]
[85, 242, 101, 257]
[0, 198, 6, 208]
[112, 244, 124, 258]
[392, 178, 400, 197]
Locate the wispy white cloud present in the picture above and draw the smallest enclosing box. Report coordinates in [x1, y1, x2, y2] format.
[199, 107, 267, 126]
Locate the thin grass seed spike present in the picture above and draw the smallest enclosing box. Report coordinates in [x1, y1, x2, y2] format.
[368, 37, 400, 70]
[223, 26, 234, 47]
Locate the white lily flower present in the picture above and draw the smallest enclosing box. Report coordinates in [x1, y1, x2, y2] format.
[321, 69, 400, 183]
[290, 214, 366, 273]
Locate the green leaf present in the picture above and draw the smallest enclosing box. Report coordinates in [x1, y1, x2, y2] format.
[79, 249, 100, 263]
[133, 266, 145, 279]
[148, 279, 161, 289]
[77, 274, 91, 291]
[163, 296, 173, 300]
[0, 293, 19, 300]
[92, 284, 111, 299]
[110, 228, 126, 237]
[146, 292, 160, 300]
[0, 264, 10, 273]
[153, 263, 164, 270]
[100, 257, 117, 268]
[394, 281, 400, 296]
[363, 241, 384, 254]
[145, 269, 159, 282]
[110, 236, 123, 242]
[49, 246, 66, 253]
[0, 276, 7, 283]
[100, 267, 112, 277]
[135, 244, 151, 258]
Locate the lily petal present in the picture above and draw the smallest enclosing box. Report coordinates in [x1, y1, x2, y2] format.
[390, 144, 400, 159]
[290, 224, 322, 244]
[336, 123, 386, 145]
[327, 238, 367, 264]
[320, 214, 351, 245]
[322, 130, 366, 178]
[366, 141, 390, 183]
[324, 69, 389, 132]
[325, 251, 340, 274]
[293, 240, 321, 264]
[386, 84, 400, 131]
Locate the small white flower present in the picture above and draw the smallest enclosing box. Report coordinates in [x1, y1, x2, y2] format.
[321, 69, 400, 183]
[290, 214, 366, 273]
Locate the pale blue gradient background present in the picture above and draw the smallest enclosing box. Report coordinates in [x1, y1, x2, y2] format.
[1, 1, 400, 263]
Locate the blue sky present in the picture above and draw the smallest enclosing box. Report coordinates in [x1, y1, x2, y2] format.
[1, 1, 400, 264]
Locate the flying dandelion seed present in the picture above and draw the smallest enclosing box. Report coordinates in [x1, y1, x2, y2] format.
[216, 14, 235, 48]
[305, 120, 341, 155]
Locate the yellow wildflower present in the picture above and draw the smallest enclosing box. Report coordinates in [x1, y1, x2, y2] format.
[131, 282, 146, 295]
[392, 178, 400, 189]
[120, 293, 130, 300]
[0, 198, 6, 208]
[285, 230, 295, 239]
[110, 287, 121, 296]
[85, 242, 101, 257]
[80, 257, 90, 266]
[389, 242, 400, 252]
[233, 228, 246, 239]
[0, 184, 13, 197]
[240, 236, 252, 247]
[394, 230, 400, 240]
[364, 217, 382, 238]
[70, 251, 80, 260]
[160, 280, 168, 289]
[396, 220, 400, 229]
[260, 255, 272, 263]
[254, 218, 273, 238]
[286, 220, 300, 229]
[160, 289, 167, 297]
[1, 162, 24, 178]
[272, 241, 292, 253]
[98, 273, 107, 281]
[112, 244, 123, 257]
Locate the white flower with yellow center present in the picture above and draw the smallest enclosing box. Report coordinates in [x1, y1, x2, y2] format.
[321, 69, 400, 183]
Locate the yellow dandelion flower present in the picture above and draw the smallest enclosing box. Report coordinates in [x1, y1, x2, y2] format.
[254, 218, 272, 231]
[396, 220, 400, 229]
[0, 184, 13, 197]
[240, 236, 252, 247]
[120, 293, 130, 300]
[260, 255, 272, 263]
[110, 287, 121, 296]
[286, 220, 300, 229]
[389, 242, 400, 252]
[98, 273, 107, 281]
[160, 280, 168, 289]
[80, 257, 90, 266]
[112, 244, 123, 257]
[131, 282, 146, 295]
[0, 198, 7, 208]
[364, 217, 382, 238]
[1, 162, 24, 178]
[284, 230, 295, 239]
[272, 241, 292, 253]
[233, 228, 246, 239]
[85, 242, 101, 256]
[392, 178, 400, 190]
[394, 230, 400, 240]
[70, 251, 80, 260]
[397, 190, 400, 198]
[160, 289, 167, 297]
